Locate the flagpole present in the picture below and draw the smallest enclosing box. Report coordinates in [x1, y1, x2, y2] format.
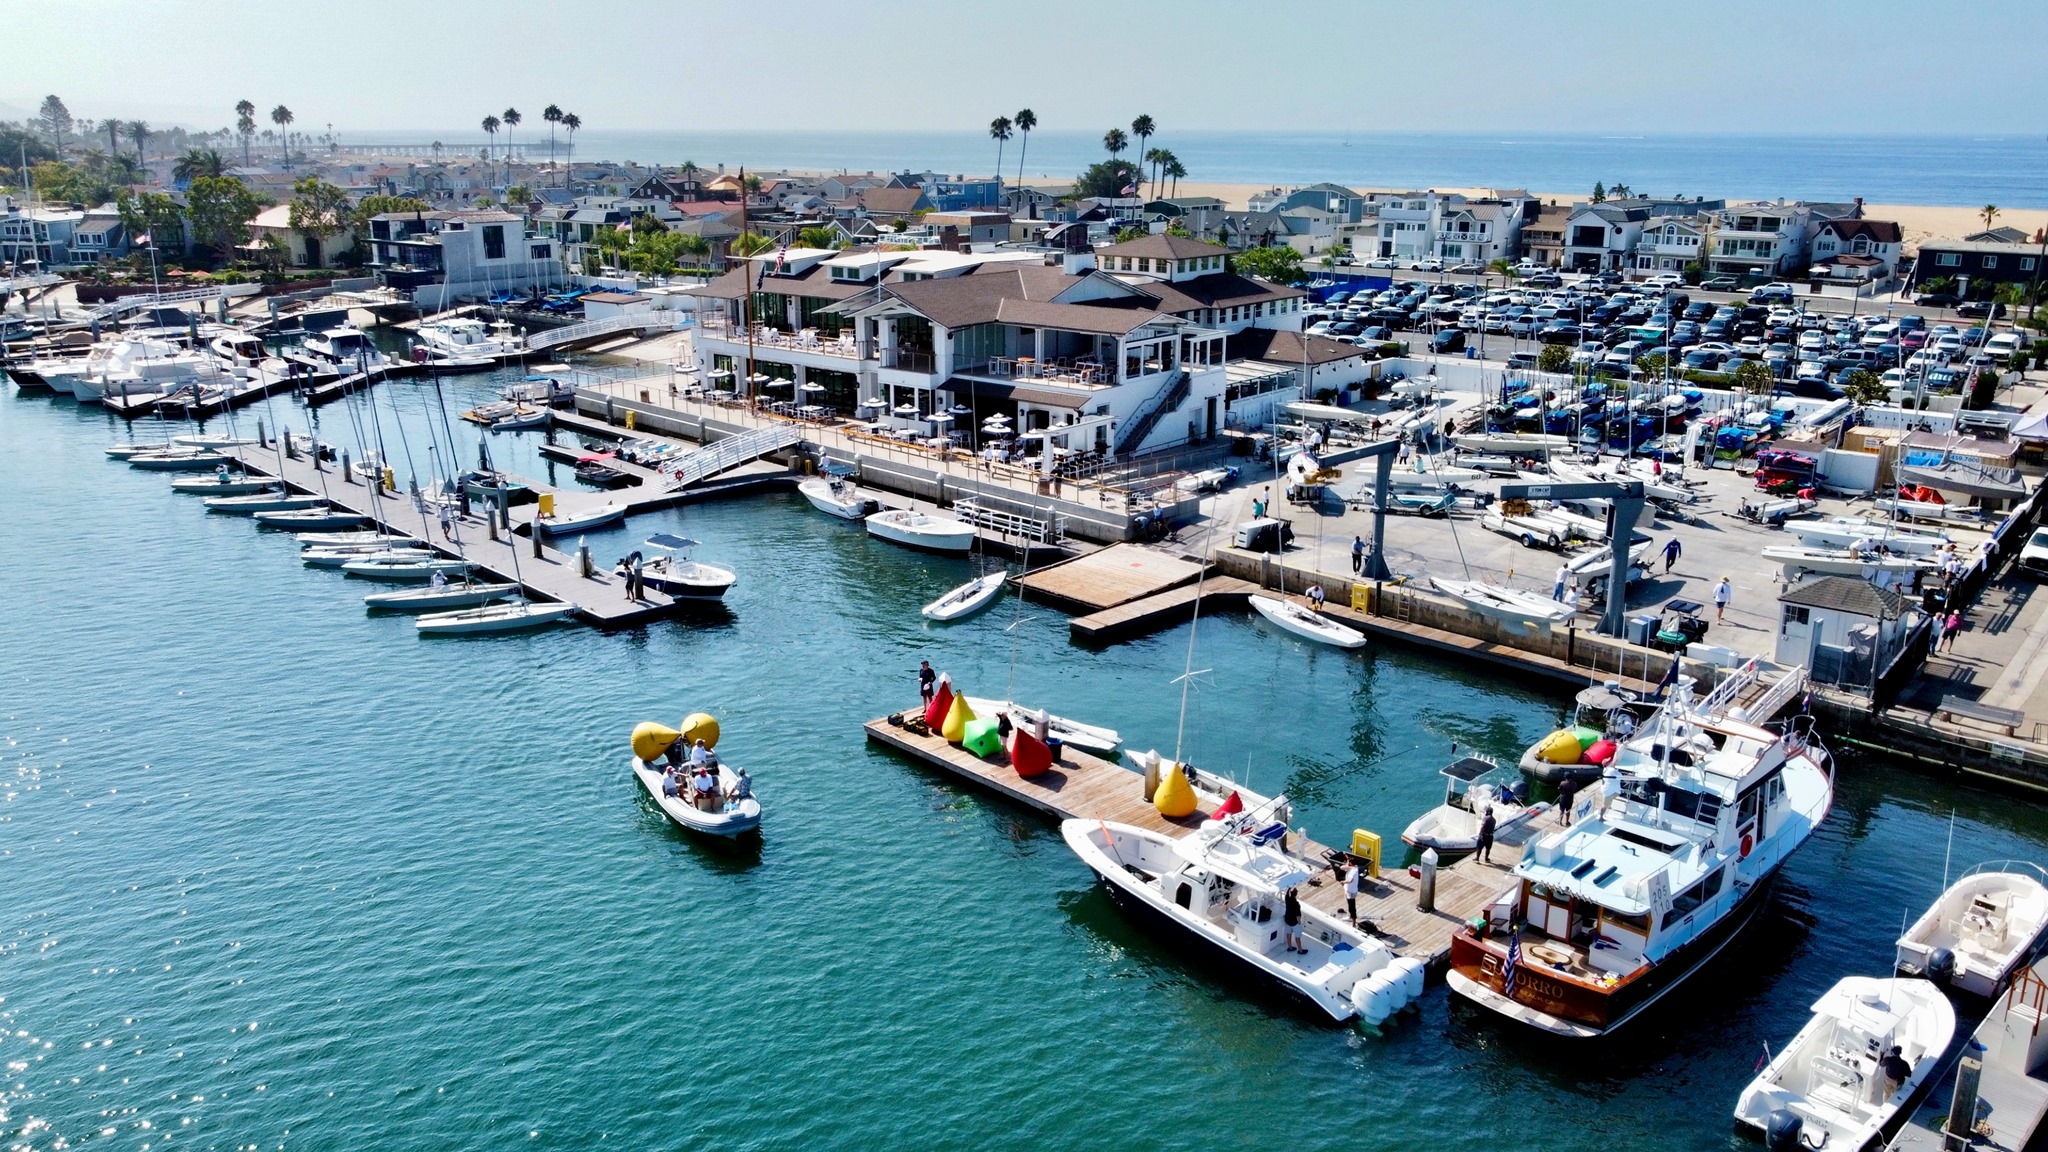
[741, 166, 755, 406]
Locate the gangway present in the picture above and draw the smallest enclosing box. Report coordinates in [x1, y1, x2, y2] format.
[661, 424, 801, 491]
[529, 312, 683, 352]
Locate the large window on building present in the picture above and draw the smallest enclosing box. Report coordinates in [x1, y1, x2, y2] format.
[482, 225, 505, 261]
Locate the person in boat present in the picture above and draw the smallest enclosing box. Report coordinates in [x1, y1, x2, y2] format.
[429, 570, 448, 589]
[690, 764, 719, 811]
[727, 767, 752, 808]
[1282, 888, 1305, 954]
[1476, 807, 1497, 865]
[1881, 1046, 1912, 1098]
[661, 766, 682, 799]
[688, 739, 710, 767]
[214, 463, 231, 484]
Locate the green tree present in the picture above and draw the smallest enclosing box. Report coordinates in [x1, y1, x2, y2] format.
[1073, 159, 1138, 199]
[1129, 114, 1154, 192]
[542, 104, 563, 183]
[732, 231, 774, 258]
[1487, 257, 1518, 282]
[37, 95, 72, 151]
[1234, 245, 1304, 284]
[1163, 155, 1186, 197]
[185, 175, 261, 256]
[30, 160, 114, 205]
[1165, 220, 1192, 238]
[1841, 368, 1887, 404]
[1142, 148, 1166, 199]
[351, 194, 430, 230]
[1638, 352, 1669, 379]
[480, 114, 500, 173]
[1591, 181, 1606, 203]
[501, 107, 520, 182]
[1981, 204, 2000, 232]
[561, 112, 580, 180]
[1114, 225, 1149, 243]
[174, 149, 225, 183]
[117, 191, 186, 251]
[127, 120, 151, 165]
[1537, 343, 1571, 374]
[1012, 108, 1036, 192]
[1732, 358, 1775, 397]
[505, 183, 533, 212]
[796, 225, 839, 249]
[1102, 127, 1128, 162]
[269, 105, 293, 167]
[234, 100, 256, 167]
[988, 116, 1011, 199]
[288, 176, 350, 247]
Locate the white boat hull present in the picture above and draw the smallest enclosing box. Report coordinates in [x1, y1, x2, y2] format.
[632, 759, 761, 838]
[865, 509, 975, 553]
[172, 477, 278, 496]
[253, 510, 370, 531]
[1895, 868, 2048, 998]
[1248, 595, 1366, 649]
[206, 493, 326, 514]
[922, 573, 1007, 621]
[303, 543, 432, 567]
[341, 557, 473, 581]
[365, 582, 518, 612]
[799, 478, 873, 520]
[642, 558, 736, 600]
[415, 601, 578, 634]
[534, 503, 627, 536]
[964, 697, 1121, 756]
[1430, 578, 1573, 627]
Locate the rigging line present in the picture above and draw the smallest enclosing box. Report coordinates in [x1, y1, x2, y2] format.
[373, 345, 434, 539]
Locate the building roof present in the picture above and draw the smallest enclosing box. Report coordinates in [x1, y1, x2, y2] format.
[1921, 231, 2042, 254]
[249, 204, 294, 229]
[74, 218, 123, 237]
[688, 259, 868, 303]
[1779, 576, 1908, 619]
[1096, 234, 1233, 261]
[1225, 328, 1364, 366]
[1135, 271, 1305, 311]
[993, 297, 1170, 335]
[1819, 218, 1903, 244]
[852, 187, 926, 217]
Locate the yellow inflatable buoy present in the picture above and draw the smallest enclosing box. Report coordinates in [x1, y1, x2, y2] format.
[631, 722, 681, 763]
[1535, 729, 1584, 765]
[680, 712, 720, 751]
[1153, 762, 1198, 818]
[941, 693, 977, 743]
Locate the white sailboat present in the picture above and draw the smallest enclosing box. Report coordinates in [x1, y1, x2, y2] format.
[340, 554, 472, 581]
[253, 508, 370, 531]
[1248, 594, 1366, 650]
[205, 492, 327, 514]
[1732, 977, 1954, 1152]
[301, 542, 431, 568]
[415, 600, 578, 634]
[922, 572, 1007, 621]
[1430, 578, 1574, 627]
[365, 580, 519, 612]
[1762, 545, 1940, 581]
[1894, 863, 2048, 997]
[1453, 432, 1570, 455]
[172, 475, 278, 496]
[865, 508, 975, 553]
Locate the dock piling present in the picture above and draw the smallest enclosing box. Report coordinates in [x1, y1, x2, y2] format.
[342, 450, 352, 483]
[532, 525, 543, 559]
[1418, 849, 1438, 913]
[577, 538, 592, 578]
[1944, 1045, 1983, 1151]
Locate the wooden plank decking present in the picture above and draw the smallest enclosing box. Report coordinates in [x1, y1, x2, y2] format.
[1015, 543, 1203, 613]
[866, 708, 1556, 972]
[1069, 576, 1261, 643]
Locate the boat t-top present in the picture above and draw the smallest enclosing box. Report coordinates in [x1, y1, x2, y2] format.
[1401, 754, 1543, 855]
[799, 463, 875, 520]
[636, 534, 737, 599]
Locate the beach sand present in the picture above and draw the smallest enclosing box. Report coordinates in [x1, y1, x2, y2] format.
[1167, 180, 2046, 251]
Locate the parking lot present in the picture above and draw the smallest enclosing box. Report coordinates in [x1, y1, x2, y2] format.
[1303, 269, 2029, 404]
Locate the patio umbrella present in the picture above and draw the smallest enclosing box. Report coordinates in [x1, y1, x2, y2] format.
[761, 378, 793, 390]
[799, 382, 827, 394]
[928, 412, 955, 425]
[892, 404, 920, 417]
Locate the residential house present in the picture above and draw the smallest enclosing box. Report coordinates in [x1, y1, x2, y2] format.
[244, 203, 357, 268]
[1706, 200, 1830, 278]
[1630, 215, 1710, 277]
[1003, 184, 1070, 220]
[1809, 217, 1904, 284]
[368, 209, 563, 307]
[1434, 198, 1525, 265]
[847, 185, 930, 227]
[1520, 204, 1570, 267]
[924, 211, 1012, 246]
[1258, 184, 1365, 225]
[919, 175, 1001, 212]
[69, 208, 129, 263]
[1563, 203, 1650, 272]
[1908, 228, 2043, 291]
[0, 205, 85, 269]
[1222, 327, 1371, 428]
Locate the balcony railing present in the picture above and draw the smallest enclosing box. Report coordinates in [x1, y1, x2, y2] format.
[963, 356, 1113, 388]
[883, 348, 936, 373]
[697, 316, 863, 359]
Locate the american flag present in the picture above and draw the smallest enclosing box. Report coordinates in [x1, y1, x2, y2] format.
[1503, 928, 1521, 998]
[1120, 182, 1137, 196]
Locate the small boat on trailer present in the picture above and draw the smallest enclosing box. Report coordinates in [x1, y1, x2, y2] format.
[1894, 862, 2048, 998]
[627, 717, 761, 839]
[1731, 976, 1954, 1152]
[865, 508, 975, 553]
[365, 580, 518, 612]
[1401, 754, 1545, 854]
[1248, 595, 1366, 650]
[1062, 817, 1422, 1024]
[415, 599, 577, 634]
[921, 572, 1007, 621]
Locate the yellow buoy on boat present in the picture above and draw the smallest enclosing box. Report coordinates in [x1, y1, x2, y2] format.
[680, 712, 720, 750]
[1153, 762, 1198, 818]
[631, 722, 681, 762]
[1534, 729, 1584, 764]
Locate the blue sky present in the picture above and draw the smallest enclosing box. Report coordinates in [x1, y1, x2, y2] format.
[5, 0, 2044, 135]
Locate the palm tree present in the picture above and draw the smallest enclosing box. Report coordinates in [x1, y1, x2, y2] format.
[174, 149, 225, 183]
[501, 107, 521, 183]
[1982, 204, 2001, 232]
[542, 104, 563, 183]
[1130, 114, 1155, 190]
[1012, 108, 1036, 194]
[988, 116, 1012, 201]
[1165, 155, 1186, 198]
[561, 113, 580, 184]
[481, 115, 500, 175]
[234, 100, 256, 167]
[1102, 127, 1127, 163]
[104, 118, 123, 156]
[270, 105, 293, 168]
[128, 120, 151, 166]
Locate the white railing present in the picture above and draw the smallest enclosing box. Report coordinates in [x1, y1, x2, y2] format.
[1744, 665, 1808, 722]
[661, 424, 802, 491]
[952, 497, 1065, 545]
[0, 272, 61, 294]
[85, 284, 231, 321]
[529, 311, 683, 351]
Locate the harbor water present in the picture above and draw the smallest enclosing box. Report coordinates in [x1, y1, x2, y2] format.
[6, 366, 2048, 1149]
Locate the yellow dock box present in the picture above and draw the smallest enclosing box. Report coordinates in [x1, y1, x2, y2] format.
[1350, 829, 1382, 878]
[1350, 583, 1372, 613]
[382, 466, 395, 492]
[538, 492, 555, 517]
[624, 410, 637, 431]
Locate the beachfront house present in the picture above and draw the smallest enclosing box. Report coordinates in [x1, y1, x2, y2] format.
[1705, 201, 1838, 279]
[1564, 203, 1649, 272]
[1631, 215, 1709, 277]
[1435, 199, 1525, 265]
[1809, 218, 1903, 284]
[243, 203, 358, 268]
[1908, 228, 2045, 292]
[683, 237, 1307, 458]
[1519, 204, 1570, 268]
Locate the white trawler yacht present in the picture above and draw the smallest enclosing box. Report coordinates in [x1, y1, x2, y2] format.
[1449, 710, 1833, 1037]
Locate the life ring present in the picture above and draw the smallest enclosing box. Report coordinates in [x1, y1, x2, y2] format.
[1740, 832, 1754, 858]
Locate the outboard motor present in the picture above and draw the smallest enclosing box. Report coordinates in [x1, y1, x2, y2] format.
[1926, 946, 1957, 987]
[1763, 1108, 1812, 1152]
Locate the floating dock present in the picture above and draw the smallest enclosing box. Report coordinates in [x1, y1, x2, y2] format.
[1069, 576, 1261, 643]
[865, 708, 1556, 974]
[1015, 543, 1203, 613]
[1889, 965, 2048, 1152]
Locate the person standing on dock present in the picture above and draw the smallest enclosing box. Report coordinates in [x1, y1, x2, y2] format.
[438, 504, 454, 542]
[1342, 860, 1361, 926]
[1552, 563, 1569, 602]
[1351, 535, 1365, 574]
[918, 661, 937, 704]
[1563, 582, 1581, 617]
[1662, 537, 1681, 574]
[1556, 776, 1578, 828]
[1307, 583, 1326, 613]
[1943, 610, 1962, 651]
[1713, 576, 1732, 622]
[1476, 807, 1497, 864]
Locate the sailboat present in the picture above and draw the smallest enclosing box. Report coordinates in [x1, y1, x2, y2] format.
[1248, 594, 1367, 649]
[923, 573, 1009, 621]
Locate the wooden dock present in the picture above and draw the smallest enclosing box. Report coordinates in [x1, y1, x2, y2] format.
[865, 709, 1556, 974]
[1318, 600, 1660, 695]
[1015, 543, 1204, 613]
[1069, 576, 1261, 643]
[1889, 967, 2048, 1152]
[219, 441, 693, 626]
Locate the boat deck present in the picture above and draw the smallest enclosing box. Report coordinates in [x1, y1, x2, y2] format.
[1015, 543, 1204, 613]
[865, 709, 1557, 974]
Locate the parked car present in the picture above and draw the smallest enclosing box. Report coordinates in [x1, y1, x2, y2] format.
[1430, 328, 1466, 353]
[1446, 261, 1484, 274]
[1779, 377, 1844, 400]
[1364, 256, 1399, 269]
[1359, 325, 1393, 342]
[1749, 283, 1796, 304]
[1957, 300, 2008, 319]
[1916, 291, 1960, 308]
[1410, 258, 1445, 272]
[2020, 528, 2048, 577]
[1700, 276, 1739, 291]
[1524, 272, 1563, 288]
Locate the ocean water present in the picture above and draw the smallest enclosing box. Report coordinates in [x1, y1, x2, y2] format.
[5, 364, 2048, 1149]
[359, 128, 2048, 208]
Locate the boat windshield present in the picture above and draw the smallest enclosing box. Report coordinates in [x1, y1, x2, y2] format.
[1616, 775, 1711, 824]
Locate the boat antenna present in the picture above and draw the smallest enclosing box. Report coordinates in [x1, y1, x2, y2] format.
[1172, 521, 1220, 765]
[1942, 807, 1956, 889]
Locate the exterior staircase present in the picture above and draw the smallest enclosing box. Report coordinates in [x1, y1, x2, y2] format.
[1112, 369, 1189, 457]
